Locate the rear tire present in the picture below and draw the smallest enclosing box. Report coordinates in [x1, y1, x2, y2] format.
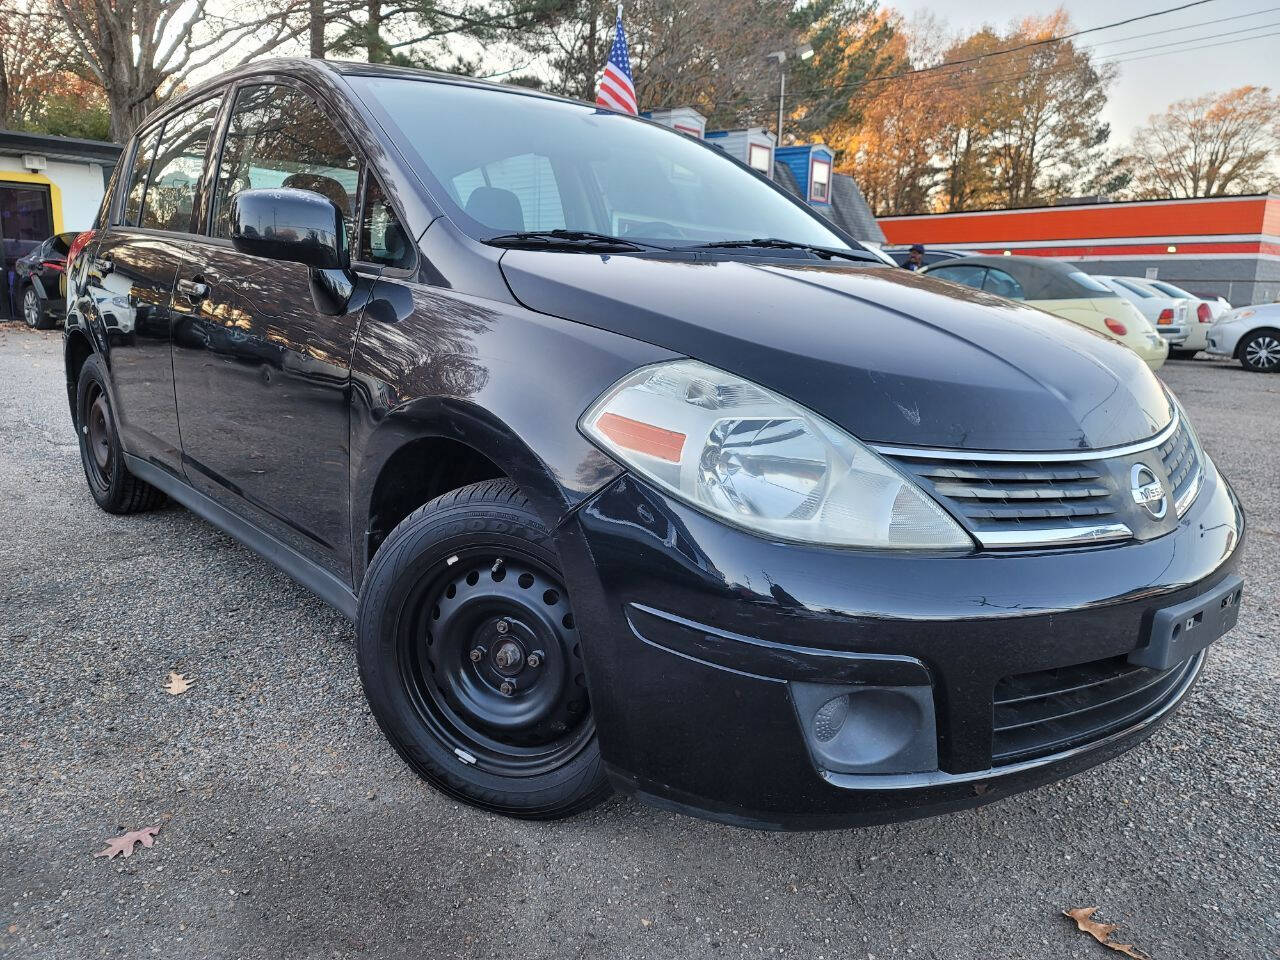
[357, 479, 611, 820]
[1239, 330, 1280, 373]
[22, 285, 53, 330]
[75, 355, 167, 513]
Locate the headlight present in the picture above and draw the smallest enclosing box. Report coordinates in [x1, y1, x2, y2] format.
[580, 360, 972, 549]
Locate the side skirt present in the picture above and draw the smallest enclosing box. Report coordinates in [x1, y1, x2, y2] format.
[125, 454, 358, 619]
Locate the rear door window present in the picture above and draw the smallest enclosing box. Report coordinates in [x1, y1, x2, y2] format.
[211, 83, 360, 242]
[121, 126, 162, 227]
[139, 96, 222, 233]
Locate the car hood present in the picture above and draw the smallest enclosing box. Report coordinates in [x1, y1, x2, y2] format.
[498, 253, 1172, 451]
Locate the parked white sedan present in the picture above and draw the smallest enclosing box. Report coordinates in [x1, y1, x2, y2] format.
[1096, 276, 1192, 351]
[1206, 303, 1280, 372]
[1125, 278, 1217, 356]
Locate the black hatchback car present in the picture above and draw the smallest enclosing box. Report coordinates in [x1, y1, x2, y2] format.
[64, 59, 1245, 829]
[15, 231, 77, 328]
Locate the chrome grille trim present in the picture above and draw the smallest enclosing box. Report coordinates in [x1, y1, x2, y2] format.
[871, 412, 1180, 463]
[975, 523, 1133, 549]
[1159, 417, 1206, 518]
[880, 409, 1207, 550]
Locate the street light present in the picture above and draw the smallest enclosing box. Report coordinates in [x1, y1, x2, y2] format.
[766, 43, 814, 148]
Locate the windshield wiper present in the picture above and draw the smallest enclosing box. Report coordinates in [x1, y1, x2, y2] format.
[485, 229, 661, 252]
[682, 237, 881, 263]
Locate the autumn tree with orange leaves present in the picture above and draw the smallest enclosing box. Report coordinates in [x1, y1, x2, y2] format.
[1128, 86, 1280, 199]
[825, 9, 1114, 214]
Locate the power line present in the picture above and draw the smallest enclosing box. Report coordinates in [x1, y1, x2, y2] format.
[848, 0, 1222, 90]
[782, 12, 1274, 105]
[1081, 4, 1278, 47]
[1105, 25, 1280, 64]
[1092, 18, 1280, 57]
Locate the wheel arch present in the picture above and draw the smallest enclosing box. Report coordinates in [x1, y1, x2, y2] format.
[1236, 326, 1280, 359]
[63, 328, 96, 421]
[351, 399, 623, 589]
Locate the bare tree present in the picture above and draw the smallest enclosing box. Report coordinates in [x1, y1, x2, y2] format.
[50, 0, 314, 141]
[1129, 86, 1280, 198]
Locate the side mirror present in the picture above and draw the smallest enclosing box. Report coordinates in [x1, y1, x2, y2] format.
[229, 187, 348, 271]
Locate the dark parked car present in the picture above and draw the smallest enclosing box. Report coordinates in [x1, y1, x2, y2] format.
[64, 60, 1246, 830]
[15, 231, 77, 328]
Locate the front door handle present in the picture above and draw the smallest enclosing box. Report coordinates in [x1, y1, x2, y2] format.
[176, 278, 208, 301]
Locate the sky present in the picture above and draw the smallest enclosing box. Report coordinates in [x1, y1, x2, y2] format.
[888, 0, 1280, 137]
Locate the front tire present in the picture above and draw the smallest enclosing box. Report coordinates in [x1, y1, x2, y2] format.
[22, 285, 52, 330]
[357, 480, 611, 820]
[75, 355, 166, 513]
[1239, 330, 1280, 373]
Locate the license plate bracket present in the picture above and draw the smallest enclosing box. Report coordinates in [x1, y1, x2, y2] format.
[1129, 575, 1244, 670]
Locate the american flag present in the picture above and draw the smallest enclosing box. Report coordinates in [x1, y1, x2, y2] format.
[595, 12, 637, 115]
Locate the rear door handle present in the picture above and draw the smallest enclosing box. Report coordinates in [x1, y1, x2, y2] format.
[177, 278, 208, 300]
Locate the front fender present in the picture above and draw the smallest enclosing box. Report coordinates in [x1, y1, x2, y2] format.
[348, 273, 675, 588]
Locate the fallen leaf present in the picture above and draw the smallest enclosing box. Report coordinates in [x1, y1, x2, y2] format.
[165, 672, 192, 695]
[94, 826, 160, 860]
[1064, 907, 1150, 959]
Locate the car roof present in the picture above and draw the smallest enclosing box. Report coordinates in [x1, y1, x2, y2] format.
[165, 57, 589, 118]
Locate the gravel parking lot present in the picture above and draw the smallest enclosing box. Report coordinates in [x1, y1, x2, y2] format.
[1, 322, 1276, 960]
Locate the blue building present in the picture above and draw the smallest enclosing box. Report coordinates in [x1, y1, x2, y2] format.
[774, 144, 835, 208]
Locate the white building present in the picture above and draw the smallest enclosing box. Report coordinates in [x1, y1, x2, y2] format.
[0, 129, 122, 318]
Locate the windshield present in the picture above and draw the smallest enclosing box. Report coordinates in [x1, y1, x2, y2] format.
[1112, 278, 1152, 298]
[1067, 271, 1112, 294]
[350, 76, 854, 251]
[1149, 280, 1192, 299]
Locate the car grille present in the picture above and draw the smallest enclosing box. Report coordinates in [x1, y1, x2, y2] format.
[1159, 417, 1204, 516]
[991, 653, 1200, 765]
[881, 414, 1204, 550]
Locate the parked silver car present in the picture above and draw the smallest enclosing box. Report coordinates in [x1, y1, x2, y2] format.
[1206, 303, 1280, 372]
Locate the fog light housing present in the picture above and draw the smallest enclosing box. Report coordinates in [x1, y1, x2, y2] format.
[790, 681, 938, 775]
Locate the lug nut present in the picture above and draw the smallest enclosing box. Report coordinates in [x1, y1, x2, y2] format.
[526, 652, 543, 668]
[496, 619, 509, 635]
[499, 680, 516, 696]
[469, 647, 484, 662]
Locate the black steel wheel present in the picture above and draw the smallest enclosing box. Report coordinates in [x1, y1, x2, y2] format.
[357, 479, 611, 819]
[1239, 330, 1280, 373]
[75, 355, 166, 513]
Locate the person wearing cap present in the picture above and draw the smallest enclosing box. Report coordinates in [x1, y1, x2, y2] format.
[903, 244, 926, 271]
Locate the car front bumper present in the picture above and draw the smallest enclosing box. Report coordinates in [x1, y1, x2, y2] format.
[560, 461, 1245, 830]
[1206, 325, 1243, 358]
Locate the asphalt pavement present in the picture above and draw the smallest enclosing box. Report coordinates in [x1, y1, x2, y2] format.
[1, 322, 1276, 960]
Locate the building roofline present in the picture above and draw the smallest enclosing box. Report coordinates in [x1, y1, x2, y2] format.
[878, 193, 1278, 220]
[0, 128, 122, 163]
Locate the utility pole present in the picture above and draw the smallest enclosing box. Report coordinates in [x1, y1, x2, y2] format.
[765, 43, 813, 147]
